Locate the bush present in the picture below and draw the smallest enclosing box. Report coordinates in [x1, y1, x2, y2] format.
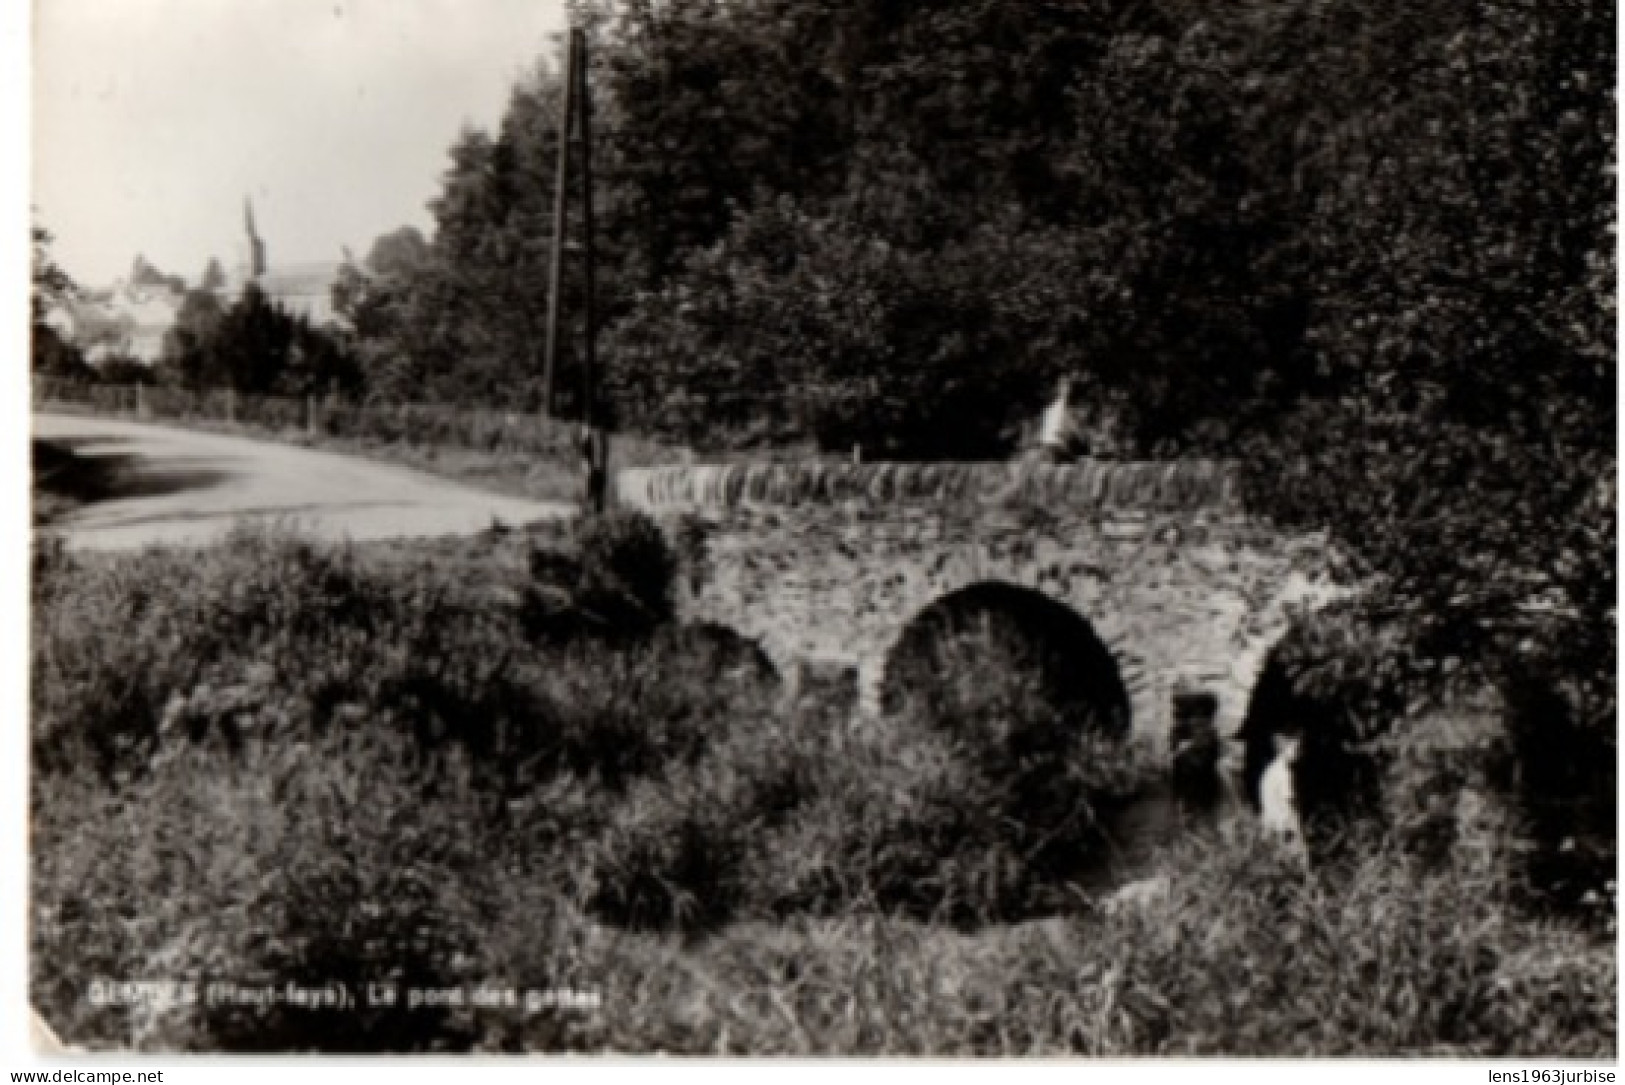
[522, 511, 678, 644]
[573, 510, 677, 634]
[1076, 827, 1616, 1057]
[585, 763, 756, 933]
[751, 695, 1155, 927]
[30, 531, 1615, 1054]
[573, 637, 1157, 933]
[1251, 603, 1617, 913]
[541, 630, 772, 790]
[32, 525, 534, 777]
[31, 731, 491, 1051]
[586, 828, 1616, 1056]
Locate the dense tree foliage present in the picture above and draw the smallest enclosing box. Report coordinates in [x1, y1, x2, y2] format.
[330, 226, 431, 402]
[161, 283, 361, 398]
[128, 254, 187, 296]
[30, 223, 93, 380]
[199, 258, 228, 294]
[344, 0, 1612, 776]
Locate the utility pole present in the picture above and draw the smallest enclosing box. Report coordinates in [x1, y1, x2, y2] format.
[578, 28, 597, 437]
[542, 27, 608, 513]
[577, 27, 606, 513]
[541, 29, 579, 417]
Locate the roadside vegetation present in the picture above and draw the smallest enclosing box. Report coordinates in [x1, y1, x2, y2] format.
[29, 0, 1613, 1056]
[30, 523, 1615, 1054]
[32, 379, 682, 505]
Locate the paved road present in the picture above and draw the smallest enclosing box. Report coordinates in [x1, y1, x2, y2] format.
[33, 413, 574, 550]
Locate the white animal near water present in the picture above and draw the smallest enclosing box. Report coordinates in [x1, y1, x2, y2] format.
[1259, 731, 1307, 859]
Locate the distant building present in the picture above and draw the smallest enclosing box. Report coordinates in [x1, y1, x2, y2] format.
[239, 260, 342, 325]
[50, 279, 185, 365]
[51, 199, 344, 368]
[229, 199, 342, 325]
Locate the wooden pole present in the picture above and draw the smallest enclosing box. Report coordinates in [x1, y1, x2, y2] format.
[541, 29, 581, 417]
[577, 29, 606, 512]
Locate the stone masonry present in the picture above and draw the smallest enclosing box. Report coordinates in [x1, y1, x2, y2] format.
[615, 461, 1338, 764]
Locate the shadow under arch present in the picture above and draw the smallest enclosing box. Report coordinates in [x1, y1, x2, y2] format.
[1237, 645, 1381, 833]
[880, 580, 1131, 737]
[657, 621, 783, 694]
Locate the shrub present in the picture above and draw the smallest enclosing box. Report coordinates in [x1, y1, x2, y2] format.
[750, 719, 1000, 923]
[31, 731, 493, 1051]
[816, 614, 1155, 922]
[584, 762, 756, 934]
[750, 701, 1155, 926]
[573, 510, 676, 635]
[569, 625, 1158, 933]
[540, 632, 769, 790]
[521, 511, 678, 644]
[31, 530, 1614, 1054]
[1256, 604, 1617, 912]
[31, 525, 541, 777]
[31, 522, 761, 791]
[1078, 826, 1617, 1057]
[614, 826, 1616, 1056]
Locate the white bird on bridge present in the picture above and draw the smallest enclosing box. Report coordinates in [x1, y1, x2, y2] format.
[1033, 375, 1087, 463]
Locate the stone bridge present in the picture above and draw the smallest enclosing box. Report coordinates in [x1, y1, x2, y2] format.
[615, 461, 1338, 768]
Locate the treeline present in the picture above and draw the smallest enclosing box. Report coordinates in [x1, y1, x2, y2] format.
[157, 282, 363, 398]
[329, 0, 1615, 876]
[32, 270, 361, 402]
[333, 3, 1608, 444]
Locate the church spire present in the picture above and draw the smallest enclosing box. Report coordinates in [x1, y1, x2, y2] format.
[243, 197, 266, 280]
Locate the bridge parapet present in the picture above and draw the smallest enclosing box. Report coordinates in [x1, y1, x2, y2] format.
[616, 460, 1242, 515]
[615, 456, 1334, 765]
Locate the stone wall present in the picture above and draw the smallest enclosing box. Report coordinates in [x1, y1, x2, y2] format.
[616, 461, 1336, 760]
[616, 460, 1242, 514]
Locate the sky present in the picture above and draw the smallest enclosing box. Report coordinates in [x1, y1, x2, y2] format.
[32, 0, 571, 287]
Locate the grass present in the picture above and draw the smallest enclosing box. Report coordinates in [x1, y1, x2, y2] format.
[28, 523, 1617, 1055]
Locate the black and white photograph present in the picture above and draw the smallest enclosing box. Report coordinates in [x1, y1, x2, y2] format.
[21, 0, 1617, 1060]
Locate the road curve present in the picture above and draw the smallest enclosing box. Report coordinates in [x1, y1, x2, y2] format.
[33, 413, 575, 551]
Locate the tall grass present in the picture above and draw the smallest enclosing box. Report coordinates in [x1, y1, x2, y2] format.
[29, 524, 1616, 1054]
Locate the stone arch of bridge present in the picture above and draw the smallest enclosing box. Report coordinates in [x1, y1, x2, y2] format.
[1234, 628, 1374, 825]
[873, 579, 1133, 735]
[676, 621, 784, 690]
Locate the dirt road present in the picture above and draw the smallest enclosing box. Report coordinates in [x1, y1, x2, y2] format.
[33, 413, 575, 550]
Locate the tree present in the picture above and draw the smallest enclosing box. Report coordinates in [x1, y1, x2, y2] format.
[200, 258, 228, 294]
[363, 226, 430, 280]
[330, 226, 431, 401]
[375, 0, 1613, 731]
[128, 254, 186, 295]
[158, 289, 227, 388]
[31, 224, 77, 325]
[375, 107, 564, 409]
[31, 223, 91, 379]
[1230, 0, 1615, 724]
[329, 0, 1611, 895]
[165, 284, 361, 397]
